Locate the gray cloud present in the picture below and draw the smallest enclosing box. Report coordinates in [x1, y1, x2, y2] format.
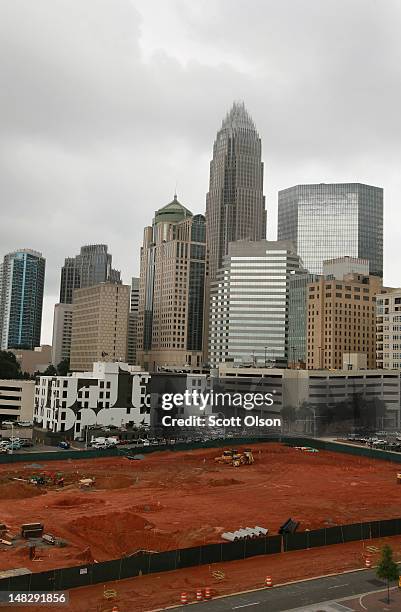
[1, 0, 400, 343]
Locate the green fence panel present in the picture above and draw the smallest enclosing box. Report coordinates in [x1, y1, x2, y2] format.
[308, 528, 326, 548]
[284, 532, 308, 552]
[176, 546, 201, 569]
[91, 559, 122, 584]
[120, 554, 150, 578]
[149, 550, 177, 573]
[342, 523, 364, 543]
[370, 521, 381, 539]
[200, 543, 222, 564]
[325, 526, 343, 546]
[266, 535, 282, 554]
[379, 518, 400, 537]
[55, 565, 92, 589]
[29, 571, 56, 591]
[221, 540, 245, 562]
[244, 538, 267, 558]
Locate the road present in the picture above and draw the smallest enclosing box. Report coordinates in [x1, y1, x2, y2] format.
[171, 568, 397, 611]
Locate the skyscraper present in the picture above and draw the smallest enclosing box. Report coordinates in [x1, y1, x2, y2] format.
[137, 195, 206, 371]
[59, 244, 121, 304]
[53, 244, 121, 366]
[0, 249, 46, 350]
[278, 183, 383, 276]
[209, 241, 303, 368]
[205, 102, 266, 284]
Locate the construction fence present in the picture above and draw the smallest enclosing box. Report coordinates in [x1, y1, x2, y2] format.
[4, 435, 401, 465]
[1, 517, 401, 592]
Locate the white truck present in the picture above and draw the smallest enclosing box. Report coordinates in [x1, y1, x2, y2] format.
[90, 436, 119, 448]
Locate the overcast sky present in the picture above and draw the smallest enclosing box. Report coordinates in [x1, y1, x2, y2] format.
[1, 0, 401, 344]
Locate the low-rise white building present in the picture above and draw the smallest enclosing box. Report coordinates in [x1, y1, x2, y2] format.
[34, 362, 150, 439]
[0, 379, 35, 424]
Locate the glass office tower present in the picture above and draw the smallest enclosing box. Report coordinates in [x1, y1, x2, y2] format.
[59, 244, 121, 304]
[0, 249, 46, 350]
[278, 183, 383, 276]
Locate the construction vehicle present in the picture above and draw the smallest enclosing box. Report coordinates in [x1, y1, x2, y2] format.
[214, 448, 254, 467]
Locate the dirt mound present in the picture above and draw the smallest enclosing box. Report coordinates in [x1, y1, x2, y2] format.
[209, 478, 243, 487]
[49, 495, 105, 508]
[0, 481, 46, 500]
[67, 511, 155, 558]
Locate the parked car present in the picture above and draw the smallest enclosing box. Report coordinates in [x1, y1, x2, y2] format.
[19, 439, 34, 448]
[58, 441, 70, 449]
[6, 441, 21, 451]
[17, 421, 33, 427]
[1, 421, 15, 429]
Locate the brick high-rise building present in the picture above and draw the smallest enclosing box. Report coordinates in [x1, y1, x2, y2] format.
[69, 282, 129, 371]
[307, 273, 382, 370]
[137, 196, 206, 371]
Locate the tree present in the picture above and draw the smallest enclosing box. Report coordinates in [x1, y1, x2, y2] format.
[57, 358, 70, 376]
[376, 544, 399, 604]
[42, 364, 57, 376]
[0, 351, 23, 379]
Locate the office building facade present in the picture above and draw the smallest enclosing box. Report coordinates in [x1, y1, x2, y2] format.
[0, 379, 35, 424]
[307, 273, 382, 370]
[127, 277, 139, 365]
[53, 245, 121, 364]
[59, 244, 121, 304]
[137, 196, 206, 371]
[376, 289, 401, 370]
[278, 183, 383, 276]
[51, 304, 74, 366]
[69, 282, 130, 371]
[288, 272, 320, 366]
[0, 249, 45, 350]
[209, 240, 303, 368]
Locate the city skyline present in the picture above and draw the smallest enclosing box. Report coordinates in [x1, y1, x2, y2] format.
[1, 1, 401, 344]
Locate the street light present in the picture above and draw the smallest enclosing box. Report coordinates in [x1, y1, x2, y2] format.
[10, 422, 14, 455]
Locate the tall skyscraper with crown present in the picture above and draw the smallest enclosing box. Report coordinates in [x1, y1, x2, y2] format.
[205, 102, 266, 284]
[204, 102, 266, 362]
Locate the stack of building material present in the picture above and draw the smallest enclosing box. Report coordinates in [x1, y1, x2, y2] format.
[21, 523, 44, 539]
[278, 518, 299, 535]
[221, 525, 268, 542]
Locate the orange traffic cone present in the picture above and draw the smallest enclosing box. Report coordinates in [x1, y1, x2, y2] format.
[265, 575, 273, 587]
[204, 587, 212, 599]
[196, 588, 203, 601]
[365, 557, 372, 568]
[180, 592, 188, 605]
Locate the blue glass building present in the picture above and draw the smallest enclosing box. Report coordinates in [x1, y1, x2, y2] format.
[0, 249, 46, 350]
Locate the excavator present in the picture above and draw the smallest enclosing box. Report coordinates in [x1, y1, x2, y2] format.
[214, 448, 254, 467]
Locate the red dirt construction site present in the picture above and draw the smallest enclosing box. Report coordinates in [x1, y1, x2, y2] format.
[1, 442, 401, 611]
